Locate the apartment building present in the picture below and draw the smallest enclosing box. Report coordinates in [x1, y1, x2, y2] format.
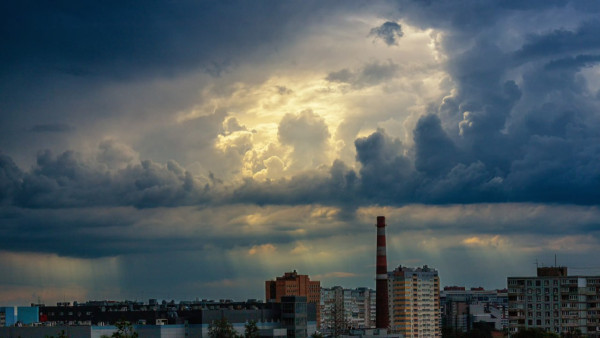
[388, 265, 441, 337]
[441, 287, 508, 332]
[321, 286, 376, 335]
[266, 270, 321, 328]
[508, 267, 600, 337]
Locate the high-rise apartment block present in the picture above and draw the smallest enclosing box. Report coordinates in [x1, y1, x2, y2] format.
[508, 267, 600, 337]
[388, 265, 441, 337]
[320, 286, 376, 335]
[349, 287, 377, 329]
[266, 270, 321, 328]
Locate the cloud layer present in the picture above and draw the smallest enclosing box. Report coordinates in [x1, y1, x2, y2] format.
[1, 0, 600, 304]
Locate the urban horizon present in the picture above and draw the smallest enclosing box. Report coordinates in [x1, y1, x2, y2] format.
[2, 0, 600, 314]
[0, 262, 575, 307]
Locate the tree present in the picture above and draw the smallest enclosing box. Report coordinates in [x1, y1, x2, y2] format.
[244, 320, 259, 338]
[44, 330, 67, 338]
[311, 333, 325, 338]
[100, 319, 138, 338]
[208, 318, 240, 338]
[562, 329, 583, 338]
[512, 328, 559, 338]
[322, 292, 351, 337]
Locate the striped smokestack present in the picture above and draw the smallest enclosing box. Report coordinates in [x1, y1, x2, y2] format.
[375, 216, 389, 329]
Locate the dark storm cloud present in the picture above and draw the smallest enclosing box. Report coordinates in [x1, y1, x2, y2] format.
[8, 149, 210, 209]
[413, 114, 461, 178]
[2, 0, 600, 210]
[29, 123, 75, 133]
[230, 1, 600, 207]
[0, 207, 235, 258]
[2, 0, 600, 265]
[369, 21, 403, 46]
[354, 129, 413, 202]
[0, 1, 362, 165]
[0, 154, 23, 205]
[514, 20, 600, 63]
[0, 1, 347, 81]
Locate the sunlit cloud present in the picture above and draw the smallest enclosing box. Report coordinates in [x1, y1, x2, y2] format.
[248, 244, 277, 256]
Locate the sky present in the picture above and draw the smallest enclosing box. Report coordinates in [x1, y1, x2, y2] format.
[1, 0, 600, 305]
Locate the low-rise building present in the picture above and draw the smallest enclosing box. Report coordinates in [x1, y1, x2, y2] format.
[0, 298, 316, 337]
[0, 307, 16, 327]
[441, 287, 508, 332]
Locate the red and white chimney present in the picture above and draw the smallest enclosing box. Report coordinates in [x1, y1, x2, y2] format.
[375, 216, 389, 329]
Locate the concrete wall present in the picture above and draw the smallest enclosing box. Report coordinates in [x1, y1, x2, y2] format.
[0, 326, 91, 338]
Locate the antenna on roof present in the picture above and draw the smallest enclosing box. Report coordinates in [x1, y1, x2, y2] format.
[555, 254, 557, 267]
[535, 259, 539, 269]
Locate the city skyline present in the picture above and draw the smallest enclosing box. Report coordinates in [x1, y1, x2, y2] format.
[2, 1, 600, 305]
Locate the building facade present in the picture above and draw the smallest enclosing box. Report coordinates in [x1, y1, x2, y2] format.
[281, 296, 308, 338]
[266, 270, 321, 328]
[0, 307, 16, 327]
[321, 286, 376, 335]
[388, 265, 441, 337]
[508, 267, 600, 337]
[441, 287, 508, 332]
[0, 298, 316, 337]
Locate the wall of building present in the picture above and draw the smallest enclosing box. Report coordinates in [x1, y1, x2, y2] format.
[440, 288, 508, 333]
[265, 271, 321, 329]
[0, 307, 16, 327]
[16, 306, 39, 325]
[0, 326, 91, 338]
[388, 265, 441, 338]
[508, 268, 600, 337]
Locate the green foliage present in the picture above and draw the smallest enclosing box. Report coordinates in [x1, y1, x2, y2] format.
[562, 329, 584, 338]
[208, 318, 240, 338]
[441, 326, 495, 338]
[44, 330, 67, 338]
[311, 333, 325, 338]
[104, 320, 138, 338]
[244, 320, 259, 338]
[512, 328, 559, 338]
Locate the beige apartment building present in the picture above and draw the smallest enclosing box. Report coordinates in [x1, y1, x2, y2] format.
[388, 265, 441, 337]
